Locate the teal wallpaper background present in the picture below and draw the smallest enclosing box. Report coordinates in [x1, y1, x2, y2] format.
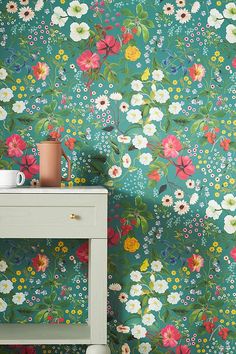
[0, 0, 236, 353]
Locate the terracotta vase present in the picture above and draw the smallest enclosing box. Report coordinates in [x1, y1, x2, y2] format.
[37, 141, 71, 187]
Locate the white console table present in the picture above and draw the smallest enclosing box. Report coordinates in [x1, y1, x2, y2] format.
[0, 187, 110, 354]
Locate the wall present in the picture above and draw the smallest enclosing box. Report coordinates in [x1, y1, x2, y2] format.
[0, 0, 236, 353]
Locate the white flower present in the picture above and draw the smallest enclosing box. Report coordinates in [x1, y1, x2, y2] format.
[0, 106, 7, 120]
[174, 189, 184, 199]
[163, 3, 175, 15]
[51, 7, 68, 27]
[168, 102, 182, 115]
[0, 280, 13, 294]
[207, 9, 224, 29]
[110, 92, 122, 100]
[132, 135, 148, 150]
[221, 194, 236, 212]
[151, 260, 163, 272]
[12, 101, 26, 113]
[120, 102, 129, 112]
[143, 123, 156, 136]
[153, 279, 168, 294]
[67, 1, 88, 18]
[127, 109, 142, 123]
[117, 135, 131, 144]
[142, 313, 155, 326]
[176, 0, 185, 7]
[35, 0, 44, 11]
[186, 179, 195, 188]
[109, 283, 122, 291]
[152, 69, 164, 81]
[6, 1, 18, 13]
[167, 292, 181, 304]
[131, 325, 147, 339]
[0, 88, 13, 102]
[130, 271, 142, 282]
[116, 325, 130, 333]
[122, 153, 132, 168]
[191, 1, 200, 13]
[18, 6, 35, 22]
[148, 297, 162, 311]
[12, 292, 26, 305]
[125, 299, 141, 314]
[0, 260, 8, 272]
[130, 284, 143, 297]
[162, 195, 173, 207]
[190, 193, 199, 205]
[70, 22, 90, 42]
[223, 2, 236, 20]
[226, 24, 236, 44]
[224, 215, 236, 234]
[149, 107, 163, 121]
[174, 200, 190, 215]
[95, 95, 110, 111]
[175, 8, 191, 23]
[131, 93, 144, 106]
[108, 165, 122, 178]
[155, 89, 170, 103]
[119, 292, 128, 303]
[0, 68, 8, 80]
[131, 80, 143, 91]
[122, 343, 130, 354]
[0, 298, 7, 312]
[206, 200, 222, 220]
[139, 153, 153, 166]
[138, 343, 152, 354]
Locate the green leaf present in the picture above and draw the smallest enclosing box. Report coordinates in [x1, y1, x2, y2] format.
[121, 8, 133, 16]
[228, 331, 236, 340]
[139, 215, 148, 233]
[34, 118, 48, 134]
[35, 310, 47, 323]
[136, 3, 143, 17]
[189, 309, 202, 324]
[159, 184, 167, 195]
[110, 140, 120, 155]
[190, 119, 204, 134]
[140, 24, 149, 42]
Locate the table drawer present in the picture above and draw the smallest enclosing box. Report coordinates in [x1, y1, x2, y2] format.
[0, 206, 102, 238]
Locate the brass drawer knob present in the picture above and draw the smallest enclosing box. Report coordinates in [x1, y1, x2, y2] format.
[69, 213, 77, 220]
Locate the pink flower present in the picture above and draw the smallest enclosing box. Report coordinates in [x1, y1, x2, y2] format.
[76, 242, 89, 263]
[188, 63, 206, 82]
[96, 35, 121, 56]
[176, 345, 191, 354]
[32, 62, 49, 80]
[162, 135, 182, 158]
[176, 156, 195, 180]
[160, 325, 181, 348]
[230, 247, 236, 261]
[20, 155, 39, 179]
[32, 254, 49, 272]
[187, 254, 204, 272]
[76, 50, 100, 71]
[6, 134, 27, 157]
[232, 58, 236, 69]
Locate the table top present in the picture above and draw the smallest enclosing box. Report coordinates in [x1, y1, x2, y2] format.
[0, 186, 108, 194]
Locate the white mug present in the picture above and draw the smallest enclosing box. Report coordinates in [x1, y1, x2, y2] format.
[0, 170, 25, 188]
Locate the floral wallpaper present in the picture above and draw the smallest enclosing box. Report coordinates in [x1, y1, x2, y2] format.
[0, 0, 236, 353]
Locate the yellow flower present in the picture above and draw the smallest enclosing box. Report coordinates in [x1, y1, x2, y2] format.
[62, 55, 69, 61]
[71, 310, 76, 314]
[209, 247, 215, 252]
[27, 266, 32, 272]
[55, 246, 60, 252]
[66, 320, 70, 324]
[213, 242, 218, 247]
[182, 267, 187, 272]
[218, 56, 224, 62]
[18, 94, 23, 99]
[58, 241, 64, 247]
[140, 259, 149, 271]
[171, 270, 176, 275]
[214, 51, 220, 56]
[75, 178, 81, 183]
[141, 68, 150, 81]
[168, 87, 173, 92]
[62, 246, 68, 253]
[211, 56, 216, 61]
[124, 237, 140, 253]
[12, 278, 17, 283]
[18, 285, 22, 290]
[77, 310, 82, 315]
[172, 80, 177, 85]
[65, 309, 69, 314]
[78, 119, 83, 124]
[125, 46, 141, 62]
[58, 49, 64, 55]
[68, 181, 74, 187]
[176, 87, 181, 92]
[175, 278, 180, 283]
[31, 79, 36, 84]
[12, 86, 17, 91]
[167, 277, 172, 282]
[19, 86, 25, 91]
[184, 76, 189, 81]
[66, 129, 71, 133]
[20, 278, 25, 283]
[16, 270, 21, 276]
[55, 54, 61, 60]
[172, 285, 177, 290]
[16, 78, 21, 84]
[81, 178, 86, 183]
[27, 75, 33, 80]
[31, 271, 35, 276]
[229, 178, 235, 184]
[215, 184, 220, 190]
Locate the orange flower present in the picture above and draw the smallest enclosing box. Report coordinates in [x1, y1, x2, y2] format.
[32, 254, 49, 272]
[187, 254, 204, 272]
[188, 63, 206, 82]
[220, 138, 231, 151]
[148, 170, 160, 181]
[124, 237, 140, 253]
[32, 62, 49, 80]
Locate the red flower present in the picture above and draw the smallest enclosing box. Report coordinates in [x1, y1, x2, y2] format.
[96, 35, 121, 56]
[218, 328, 229, 340]
[65, 138, 76, 150]
[230, 247, 236, 261]
[108, 227, 120, 246]
[220, 138, 231, 151]
[160, 324, 181, 347]
[176, 345, 191, 354]
[49, 131, 61, 139]
[188, 63, 206, 82]
[120, 218, 127, 224]
[203, 321, 215, 334]
[162, 135, 182, 158]
[76, 50, 100, 71]
[10, 346, 36, 354]
[232, 57, 236, 69]
[205, 131, 216, 144]
[76, 242, 89, 263]
[6, 134, 27, 157]
[122, 32, 133, 44]
[47, 124, 53, 130]
[176, 156, 195, 180]
[187, 254, 204, 272]
[20, 155, 39, 179]
[32, 62, 49, 80]
[121, 224, 133, 236]
[148, 170, 160, 181]
[32, 254, 49, 272]
[201, 313, 207, 321]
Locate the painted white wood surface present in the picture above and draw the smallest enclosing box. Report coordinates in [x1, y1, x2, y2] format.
[0, 186, 108, 194]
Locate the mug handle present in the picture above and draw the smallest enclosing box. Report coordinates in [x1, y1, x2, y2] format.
[16, 172, 25, 186]
[61, 148, 71, 182]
